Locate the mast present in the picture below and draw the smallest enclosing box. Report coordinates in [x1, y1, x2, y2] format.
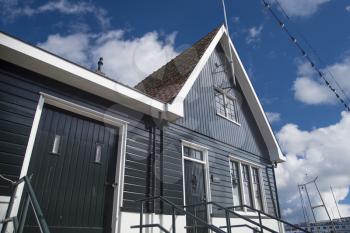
[220, 0, 236, 85]
[330, 186, 342, 220]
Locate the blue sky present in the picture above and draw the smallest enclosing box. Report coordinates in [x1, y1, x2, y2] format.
[1, 0, 350, 223]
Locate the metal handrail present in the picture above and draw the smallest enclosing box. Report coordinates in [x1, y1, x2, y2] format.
[184, 201, 279, 233]
[229, 204, 311, 233]
[0, 175, 51, 233]
[219, 224, 259, 231]
[131, 196, 226, 233]
[131, 224, 171, 233]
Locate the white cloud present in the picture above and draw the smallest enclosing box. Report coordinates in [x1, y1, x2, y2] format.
[37, 30, 179, 87]
[0, 0, 110, 28]
[246, 25, 263, 44]
[346, 5, 350, 12]
[293, 58, 350, 105]
[38, 33, 91, 65]
[275, 0, 331, 17]
[266, 112, 281, 123]
[276, 112, 350, 222]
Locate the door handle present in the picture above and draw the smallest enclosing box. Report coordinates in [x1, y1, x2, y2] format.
[105, 182, 118, 188]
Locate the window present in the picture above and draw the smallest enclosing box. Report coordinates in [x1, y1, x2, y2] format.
[242, 164, 253, 208]
[215, 89, 239, 123]
[252, 167, 263, 210]
[95, 144, 102, 163]
[51, 134, 61, 154]
[229, 159, 265, 212]
[183, 146, 204, 161]
[230, 161, 243, 210]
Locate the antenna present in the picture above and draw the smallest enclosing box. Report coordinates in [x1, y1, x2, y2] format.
[220, 0, 236, 85]
[330, 186, 342, 220]
[299, 177, 337, 232]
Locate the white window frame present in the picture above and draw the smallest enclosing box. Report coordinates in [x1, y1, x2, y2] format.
[181, 140, 212, 223]
[229, 155, 267, 214]
[214, 88, 240, 125]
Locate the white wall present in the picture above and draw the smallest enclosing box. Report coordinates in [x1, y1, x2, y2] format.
[119, 212, 187, 233]
[0, 196, 10, 232]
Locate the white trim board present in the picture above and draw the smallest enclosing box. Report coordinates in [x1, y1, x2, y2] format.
[9, 93, 128, 233]
[0, 32, 180, 121]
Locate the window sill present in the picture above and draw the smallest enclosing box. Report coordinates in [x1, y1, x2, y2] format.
[217, 113, 241, 126]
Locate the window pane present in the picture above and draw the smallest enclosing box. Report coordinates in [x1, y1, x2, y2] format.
[95, 144, 102, 163]
[242, 164, 253, 208]
[215, 91, 226, 116]
[252, 167, 263, 210]
[230, 161, 243, 210]
[183, 146, 203, 161]
[226, 97, 238, 122]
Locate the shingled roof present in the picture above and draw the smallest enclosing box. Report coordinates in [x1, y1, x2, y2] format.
[134, 26, 221, 103]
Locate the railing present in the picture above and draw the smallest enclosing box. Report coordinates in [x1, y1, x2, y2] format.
[229, 204, 312, 233]
[130, 196, 226, 233]
[184, 201, 279, 233]
[130, 196, 312, 233]
[0, 175, 50, 233]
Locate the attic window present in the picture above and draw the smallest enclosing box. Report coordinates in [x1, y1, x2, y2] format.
[215, 89, 239, 124]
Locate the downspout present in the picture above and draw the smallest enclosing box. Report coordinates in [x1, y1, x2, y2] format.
[271, 164, 281, 218]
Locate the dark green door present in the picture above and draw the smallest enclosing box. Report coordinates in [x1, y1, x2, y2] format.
[25, 105, 119, 233]
[184, 159, 208, 233]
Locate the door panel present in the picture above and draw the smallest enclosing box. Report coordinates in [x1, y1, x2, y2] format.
[184, 159, 208, 233]
[24, 105, 119, 233]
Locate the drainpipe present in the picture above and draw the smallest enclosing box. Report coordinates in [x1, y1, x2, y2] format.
[271, 164, 281, 218]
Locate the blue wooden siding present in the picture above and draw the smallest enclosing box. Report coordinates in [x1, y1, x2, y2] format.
[0, 60, 177, 213]
[176, 45, 269, 158]
[167, 44, 278, 215]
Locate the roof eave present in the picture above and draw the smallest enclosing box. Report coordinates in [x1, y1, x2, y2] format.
[0, 32, 182, 121]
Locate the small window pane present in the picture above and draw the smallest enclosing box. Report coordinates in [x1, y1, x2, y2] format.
[242, 164, 253, 208]
[226, 97, 238, 122]
[215, 91, 226, 116]
[252, 168, 263, 210]
[51, 134, 61, 154]
[183, 146, 203, 161]
[230, 161, 243, 210]
[95, 144, 102, 163]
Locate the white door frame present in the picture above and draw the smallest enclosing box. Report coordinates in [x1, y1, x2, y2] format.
[9, 92, 128, 233]
[181, 140, 212, 227]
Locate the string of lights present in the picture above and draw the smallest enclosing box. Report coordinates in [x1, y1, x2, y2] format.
[273, 0, 350, 106]
[261, 0, 350, 112]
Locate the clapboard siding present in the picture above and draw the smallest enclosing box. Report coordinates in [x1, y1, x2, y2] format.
[176, 45, 269, 158]
[0, 60, 173, 213]
[166, 44, 278, 216]
[164, 122, 277, 216]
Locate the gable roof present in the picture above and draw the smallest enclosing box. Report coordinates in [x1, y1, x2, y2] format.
[134, 26, 221, 103]
[137, 25, 285, 163]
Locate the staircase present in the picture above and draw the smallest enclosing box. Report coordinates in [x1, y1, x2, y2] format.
[131, 196, 311, 233]
[0, 175, 50, 233]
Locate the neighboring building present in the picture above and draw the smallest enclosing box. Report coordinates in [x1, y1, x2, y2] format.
[285, 217, 350, 233]
[0, 25, 286, 233]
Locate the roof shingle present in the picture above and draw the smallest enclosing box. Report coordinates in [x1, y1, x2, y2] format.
[134, 26, 221, 103]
